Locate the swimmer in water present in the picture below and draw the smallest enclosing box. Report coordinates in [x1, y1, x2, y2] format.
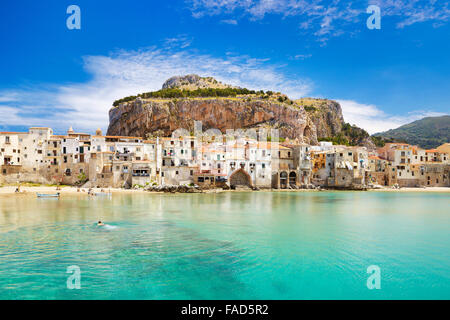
[97, 221, 105, 226]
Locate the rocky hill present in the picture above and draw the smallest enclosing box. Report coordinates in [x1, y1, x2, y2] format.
[373, 115, 450, 149]
[107, 75, 375, 148]
[162, 74, 234, 90]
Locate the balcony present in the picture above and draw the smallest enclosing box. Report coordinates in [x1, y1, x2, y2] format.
[132, 173, 150, 177]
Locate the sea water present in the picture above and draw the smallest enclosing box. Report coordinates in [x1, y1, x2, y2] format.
[0, 191, 449, 299]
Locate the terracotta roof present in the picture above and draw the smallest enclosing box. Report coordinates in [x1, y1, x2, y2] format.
[0, 132, 24, 134]
[105, 135, 143, 139]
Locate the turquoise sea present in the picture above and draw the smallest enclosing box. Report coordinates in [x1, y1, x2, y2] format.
[0, 191, 449, 300]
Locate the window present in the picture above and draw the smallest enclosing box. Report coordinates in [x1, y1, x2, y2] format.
[190, 170, 193, 176]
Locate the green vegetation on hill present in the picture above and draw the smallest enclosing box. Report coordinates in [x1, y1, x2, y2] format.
[113, 87, 260, 106]
[373, 116, 450, 149]
[319, 123, 370, 146]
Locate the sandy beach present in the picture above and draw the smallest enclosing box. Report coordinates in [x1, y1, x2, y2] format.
[0, 185, 147, 196]
[369, 187, 450, 193]
[0, 185, 449, 196]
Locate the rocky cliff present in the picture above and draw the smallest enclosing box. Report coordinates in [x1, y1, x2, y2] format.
[107, 75, 370, 146]
[162, 74, 234, 90]
[108, 96, 318, 143]
[297, 98, 345, 138]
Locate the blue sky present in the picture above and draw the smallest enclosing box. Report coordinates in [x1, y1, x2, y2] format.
[0, 0, 449, 134]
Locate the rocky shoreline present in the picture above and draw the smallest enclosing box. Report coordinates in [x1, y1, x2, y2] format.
[142, 183, 322, 193]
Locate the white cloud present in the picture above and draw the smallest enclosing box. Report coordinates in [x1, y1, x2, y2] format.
[337, 99, 447, 134]
[164, 35, 193, 48]
[221, 19, 238, 25]
[187, 0, 450, 42]
[0, 92, 19, 103]
[291, 54, 312, 60]
[0, 45, 312, 133]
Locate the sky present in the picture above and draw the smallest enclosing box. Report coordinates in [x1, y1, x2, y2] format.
[0, 0, 449, 135]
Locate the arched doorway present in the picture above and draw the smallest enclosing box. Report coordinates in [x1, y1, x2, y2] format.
[230, 169, 252, 188]
[289, 172, 297, 186]
[280, 171, 288, 189]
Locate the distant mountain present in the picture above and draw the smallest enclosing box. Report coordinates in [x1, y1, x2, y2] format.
[373, 115, 450, 149]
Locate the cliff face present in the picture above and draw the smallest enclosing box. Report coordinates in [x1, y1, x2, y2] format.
[298, 98, 345, 138]
[299, 98, 376, 149]
[108, 97, 319, 144]
[107, 75, 356, 145]
[162, 74, 233, 90]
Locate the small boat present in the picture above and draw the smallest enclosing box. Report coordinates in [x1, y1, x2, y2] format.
[93, 192, 112, 197]
[37, 193, 61, 198]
